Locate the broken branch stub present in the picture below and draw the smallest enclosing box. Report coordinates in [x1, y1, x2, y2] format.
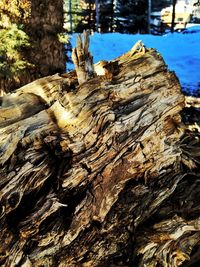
[72, 30, 95, 85]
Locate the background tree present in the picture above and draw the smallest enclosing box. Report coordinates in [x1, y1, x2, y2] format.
[26, 0, 66, 77]
[152, 0, 172, 11]
[0, 24, 32, 94]
[171, 0, 177, 33]
[114, 0, 148, 33]
[0, 0, 67, 93]
[64, 0, 149, 34]
[148, 0, 151, 33]
[99, 0, 115, 32]
[0, 0, 32, 93]
[64, 0, 82, 32]
[75, 0, 96, 32]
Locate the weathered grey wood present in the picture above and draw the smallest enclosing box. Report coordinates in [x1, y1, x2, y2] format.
[72, 30, 95, 85]
[0, 34, 200, 267]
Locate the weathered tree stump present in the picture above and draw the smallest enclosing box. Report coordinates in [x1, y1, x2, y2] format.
[0, 33, 200, 267]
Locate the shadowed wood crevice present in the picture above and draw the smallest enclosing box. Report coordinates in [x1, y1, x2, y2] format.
[0, 33, 199, 267]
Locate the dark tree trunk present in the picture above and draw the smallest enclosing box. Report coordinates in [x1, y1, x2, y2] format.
[110, 0, 114, 32]
[26, 0, 66, 77]
[171, 0, 177, 33]
[0, 34, 200, 267]
[69, 0, 73, 33]
[95, 0, 99, 32]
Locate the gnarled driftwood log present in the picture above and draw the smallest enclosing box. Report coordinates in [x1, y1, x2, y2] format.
[0, 32, 200, 267]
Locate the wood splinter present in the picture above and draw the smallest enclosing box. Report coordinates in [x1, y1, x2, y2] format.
[72, 30, 95, 85]
[131, 40, 146, 58]
[72, 31, 118, 84]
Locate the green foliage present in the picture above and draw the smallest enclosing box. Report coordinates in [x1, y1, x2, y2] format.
[64, 0, 98, 33]
[64, 0, 82, 32]
[0, 0, 31, 82]
[57, 32, 70, 44]
[0, 23, 32, 79]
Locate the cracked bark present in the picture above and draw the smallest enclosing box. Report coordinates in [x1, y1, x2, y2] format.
[0, 34, 200, 267]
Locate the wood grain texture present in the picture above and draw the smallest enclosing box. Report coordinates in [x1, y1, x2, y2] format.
[72, 31, 95, 85]
[0, 37, 199, 267]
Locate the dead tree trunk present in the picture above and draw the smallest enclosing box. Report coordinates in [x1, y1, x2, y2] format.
[0, 33, 200, 267]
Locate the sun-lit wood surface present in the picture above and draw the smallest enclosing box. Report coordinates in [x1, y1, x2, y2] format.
[0, 34, 200, 267]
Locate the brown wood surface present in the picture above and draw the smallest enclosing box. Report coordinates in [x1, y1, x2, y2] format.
[0, 35, 199, 267]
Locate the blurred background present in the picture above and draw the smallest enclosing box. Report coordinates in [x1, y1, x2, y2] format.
[64, 0, 200, 34]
